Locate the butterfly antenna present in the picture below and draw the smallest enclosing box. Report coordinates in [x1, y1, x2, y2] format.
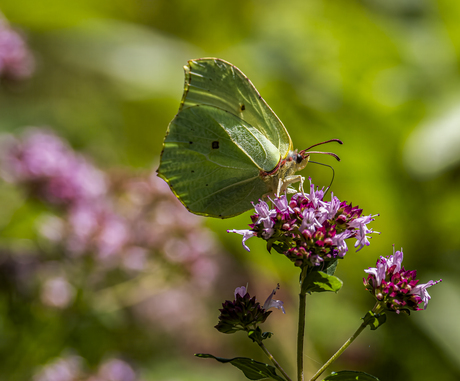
[304, 151, 341, 161]
[299, 139, 343, 162]
[309, 160, 335, 198]
[304, 139, 343, 151]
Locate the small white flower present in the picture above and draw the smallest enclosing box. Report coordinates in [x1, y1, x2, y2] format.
[234, 286, 247, 299]
[253, 200, 276, 229]
[410, 280, 438, 309]
[227, 229, 256, 251]
[263, 284, 285, 314]
[299, 208, 322, 233]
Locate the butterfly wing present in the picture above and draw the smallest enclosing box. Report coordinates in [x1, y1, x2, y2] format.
[180, 58, 293, 165]
[158, 105, 278, 218]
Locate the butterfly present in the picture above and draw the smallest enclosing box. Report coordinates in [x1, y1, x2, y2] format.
[157, 58, 341, 218]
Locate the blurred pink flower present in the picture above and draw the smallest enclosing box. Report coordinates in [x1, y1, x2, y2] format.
[1, 129, 107, 205]
[33, 355, 140, 381]
[67, 201, 129, 261]
[95, 359, 136, 381]
[33, 355, 83, 381]
[1, 128, 224, 327]
[0, 19, 34, 80]
[40, 276, 75, 308]
[121, 246, 147, 271]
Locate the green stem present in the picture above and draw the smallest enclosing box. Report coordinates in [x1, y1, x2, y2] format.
[258, 341, 292, 381]
[297, 290, 307, 381]
[309, 321, 366, 381]
[309, 304, 382, 381]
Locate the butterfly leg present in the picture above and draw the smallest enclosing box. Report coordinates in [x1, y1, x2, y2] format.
[299, 175, 306, 196]
[277, 175, 305, 197]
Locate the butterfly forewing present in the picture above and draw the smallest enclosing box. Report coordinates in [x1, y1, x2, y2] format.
[181, 58, 292, 165]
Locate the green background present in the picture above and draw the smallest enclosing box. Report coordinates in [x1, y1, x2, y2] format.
[0, 0, 459, 380]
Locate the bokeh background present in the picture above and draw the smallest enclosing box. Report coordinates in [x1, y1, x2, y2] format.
[0, 0, 459, 380]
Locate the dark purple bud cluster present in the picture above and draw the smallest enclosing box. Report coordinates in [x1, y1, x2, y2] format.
[215, 286, 284, 334]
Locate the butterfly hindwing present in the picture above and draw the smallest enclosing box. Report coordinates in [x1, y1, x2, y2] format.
[158, 105, 271, 218]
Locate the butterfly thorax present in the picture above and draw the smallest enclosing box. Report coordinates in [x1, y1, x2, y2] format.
[260, 150, 309, 194]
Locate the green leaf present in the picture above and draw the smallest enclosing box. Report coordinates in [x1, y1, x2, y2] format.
[324, 259, 338, 276]
[247, 327, 273, 343]
[195, 353, 286, 381]
[362, 311, 386, 331]
[301, 269, 343, 294]
[323, 370, 380, 380]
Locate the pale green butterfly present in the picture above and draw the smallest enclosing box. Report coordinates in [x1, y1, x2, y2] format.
[157, 58, 341, 218]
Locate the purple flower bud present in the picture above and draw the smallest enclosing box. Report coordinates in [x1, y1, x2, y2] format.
[302, 230, 313, 240]
[336, 214, 347, 225]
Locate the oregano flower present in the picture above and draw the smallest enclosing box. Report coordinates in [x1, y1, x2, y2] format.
[364, 248, 442, 314]
[229, 181, 379, 267]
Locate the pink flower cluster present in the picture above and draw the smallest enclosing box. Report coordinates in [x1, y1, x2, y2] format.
[0, 18, 34, 80]
[0, 128, 226, 376]
[1, 129, 221, 285]
[33, 356, 138, 381]
[2, 129, 107, 205]
[364, 248, 442, 314]
[229, 182, 379, 267]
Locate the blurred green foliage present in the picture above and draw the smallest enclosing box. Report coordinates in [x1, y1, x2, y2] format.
[1, 0, 460, 380]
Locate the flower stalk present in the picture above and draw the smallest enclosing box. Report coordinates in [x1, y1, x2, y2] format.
[309, 247, 442, 380]
[258, 341, 292, 381]
[308, 314, 369, 381]
[297, 289, 307, 381]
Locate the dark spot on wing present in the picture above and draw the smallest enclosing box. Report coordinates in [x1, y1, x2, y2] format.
[206, 184, 209, 186]
[191, 170, 194, 173]
[212, 141, 219, 149]
[189, 141, 193, 144]
[240, 104, 246, 112]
